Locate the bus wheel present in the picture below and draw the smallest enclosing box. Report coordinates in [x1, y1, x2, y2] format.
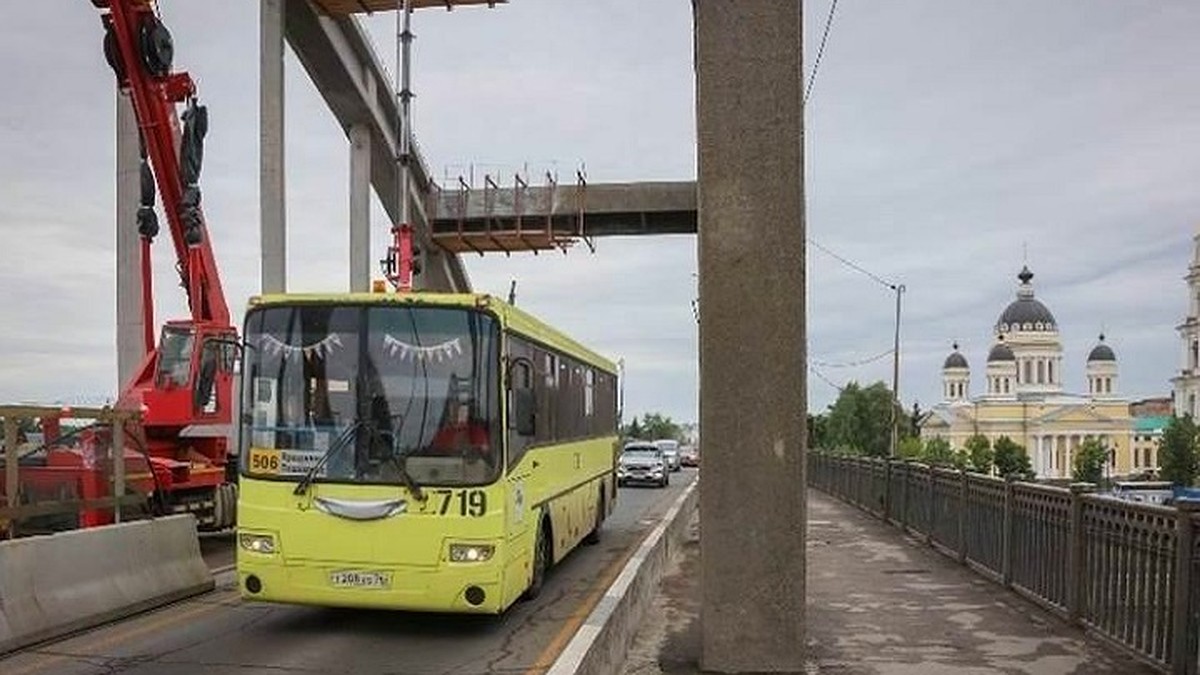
[523, 520, 551, 601]
[583, 492, 604, 545]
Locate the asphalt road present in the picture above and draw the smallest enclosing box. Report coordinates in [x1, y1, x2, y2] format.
[2, 469, 697, 675]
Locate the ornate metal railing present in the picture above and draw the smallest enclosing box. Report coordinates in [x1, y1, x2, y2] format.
[808, 452, 1200, 675]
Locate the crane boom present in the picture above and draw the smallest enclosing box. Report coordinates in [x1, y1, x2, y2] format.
[69, 0, 243, 531]
[100, 0, 229, 328]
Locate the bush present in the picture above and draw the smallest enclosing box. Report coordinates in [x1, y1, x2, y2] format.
[1072, 438, 1108, 485]
[994, 436, 1034, 480]
[964, 434, 993, 474]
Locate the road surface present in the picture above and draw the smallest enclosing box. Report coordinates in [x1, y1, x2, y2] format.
[2, 469, 697, 675]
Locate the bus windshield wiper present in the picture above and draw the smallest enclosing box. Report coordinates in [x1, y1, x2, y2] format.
[389, 445, 426, 503]
[293, 420, 364, 496]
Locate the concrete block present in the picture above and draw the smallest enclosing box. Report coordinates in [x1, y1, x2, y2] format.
[547, 480, 699, 675]
[0, 515, 214, 655]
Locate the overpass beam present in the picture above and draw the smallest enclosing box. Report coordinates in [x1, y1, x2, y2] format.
[696, 1, 807, 671]
[283, 3, 469, 292]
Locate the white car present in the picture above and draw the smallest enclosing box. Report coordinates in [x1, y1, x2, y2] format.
[654, 439, 682, 472]
[618, 444, 669, 488]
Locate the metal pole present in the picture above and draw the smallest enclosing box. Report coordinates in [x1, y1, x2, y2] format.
[112, 418, 125, 524]
[890, 284, 905, 458]
[4, 417, 19, 538]
[397, 0, 413, 231]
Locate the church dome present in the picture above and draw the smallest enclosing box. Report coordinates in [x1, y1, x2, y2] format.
[1088, 334, 1116, 362]
[988, 341, 1015, 362]
[995, 266, 1058, 333]
[943, 343, 968, 369]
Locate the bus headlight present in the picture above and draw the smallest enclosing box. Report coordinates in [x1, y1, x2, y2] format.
[449, 543, 495, 563]
[239, 532, 276, 555]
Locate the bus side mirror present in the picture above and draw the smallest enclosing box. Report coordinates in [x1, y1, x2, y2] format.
[514, 388, 536, 437]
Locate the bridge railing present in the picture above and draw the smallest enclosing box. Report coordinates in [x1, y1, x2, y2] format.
[808, 452, 1200, 675]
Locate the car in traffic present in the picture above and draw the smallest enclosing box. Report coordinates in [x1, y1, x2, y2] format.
[680, 446, 699, 467]
[654, 439, 682, 472]
[618, 443, 669, 488]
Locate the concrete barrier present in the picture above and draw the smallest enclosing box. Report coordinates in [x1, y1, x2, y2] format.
[548, 479, 699, 675]
[0, 514, 214, 655]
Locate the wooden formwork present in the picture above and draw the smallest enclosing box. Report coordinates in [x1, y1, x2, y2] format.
[312, 0, 505, 15]
[0, 405, 146, 539]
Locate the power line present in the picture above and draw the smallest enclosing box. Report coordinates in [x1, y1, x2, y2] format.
[808, 364, 845, 393]
[808, 237, 897, 290]
[811, 348, 895, 369]
[804, 0, 841, 106]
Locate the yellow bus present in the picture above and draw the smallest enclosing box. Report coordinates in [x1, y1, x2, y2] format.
[234, 292, 619, 613]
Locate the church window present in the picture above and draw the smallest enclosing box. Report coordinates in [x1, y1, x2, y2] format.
[1192, 341, 1198, 370]
[1023, 360, 1032, 384]
[1048, 360, 1055, 383]
[1037, 360, 1045, 384]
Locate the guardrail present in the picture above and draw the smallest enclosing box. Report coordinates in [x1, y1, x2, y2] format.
[808, 453, 1200, 675]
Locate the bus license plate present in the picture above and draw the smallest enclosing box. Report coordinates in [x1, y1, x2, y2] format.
[329, 570, 391, 589]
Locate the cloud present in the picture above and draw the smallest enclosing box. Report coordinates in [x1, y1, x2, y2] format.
[0, 0, 1196, 429]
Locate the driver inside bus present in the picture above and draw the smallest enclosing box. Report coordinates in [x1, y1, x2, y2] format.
[430, 376, 491, 459]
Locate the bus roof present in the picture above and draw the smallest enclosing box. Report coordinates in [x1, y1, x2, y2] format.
[248, 291, 617, 373]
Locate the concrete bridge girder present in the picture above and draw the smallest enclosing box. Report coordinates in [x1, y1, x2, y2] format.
[429, 180, 699, 241]
[263, 0, 471, 293]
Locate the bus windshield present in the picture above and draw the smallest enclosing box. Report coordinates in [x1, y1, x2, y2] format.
[241, 304, 501, 487]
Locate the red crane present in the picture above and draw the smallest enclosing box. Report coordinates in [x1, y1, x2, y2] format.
[68, 0, 239, 529]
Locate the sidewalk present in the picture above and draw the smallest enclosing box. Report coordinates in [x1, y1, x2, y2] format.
[622, 489, 1159, 674]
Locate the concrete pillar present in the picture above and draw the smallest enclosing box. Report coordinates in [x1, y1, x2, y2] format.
[116, 91, 144, 387]
[349, 123, 371, 292]
[695, 1, 806, 671]
[260, 0, 287, 293]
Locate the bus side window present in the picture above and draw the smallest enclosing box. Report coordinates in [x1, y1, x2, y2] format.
[507, 354, 535, 471]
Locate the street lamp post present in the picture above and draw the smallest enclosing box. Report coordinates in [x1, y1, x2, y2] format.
[889, 283, 906, 458]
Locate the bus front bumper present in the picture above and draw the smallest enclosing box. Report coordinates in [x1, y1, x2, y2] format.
[238, 558, 508, 614]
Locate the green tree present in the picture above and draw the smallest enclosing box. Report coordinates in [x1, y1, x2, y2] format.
[909, 401, 923, 438]
[898, 436, 923, 460]
[621, 416, 643, 440]
[1158, 415, 1199, 487]
[826, 381, 898, 457]
[638, 412, 682, 442]
[964, 434, 993, 474]
[993, 436, 1034, 480]
[807, 413, 829, 451]
[952, 449, 971, 471]
[1073, 437, 1109, 484]
[921, 437, 955, 467]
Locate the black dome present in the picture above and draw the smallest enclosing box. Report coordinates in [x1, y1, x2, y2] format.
[996, 299, 1057, 332]
[1088, 335, 1116, 362]
[944, 352, 969, 369]
[995, 266, 1057, 332]
[988, 342, 1015, 362]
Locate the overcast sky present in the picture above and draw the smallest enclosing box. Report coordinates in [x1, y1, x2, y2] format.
[0, 1, 1197, 424]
